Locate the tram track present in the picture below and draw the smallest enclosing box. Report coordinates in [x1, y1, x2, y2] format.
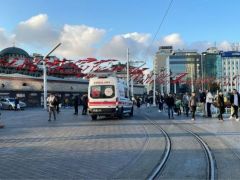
[177, 125, 216, 180]
[144, 113, 216, 180]
[144, 116, 171, 180]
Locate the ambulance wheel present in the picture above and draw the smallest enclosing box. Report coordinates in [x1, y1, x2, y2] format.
[91, 115, 97, 120]
[118, 108, 124, 119]
[130, 107, 133, 116]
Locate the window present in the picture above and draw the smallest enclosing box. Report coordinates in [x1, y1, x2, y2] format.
[90, 85, 115, 99]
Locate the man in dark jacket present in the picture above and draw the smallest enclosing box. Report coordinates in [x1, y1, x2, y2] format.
[74, 95, 79, 115]
[81, 94, 88, 115]
[165, 93, 175, 119]
[199, 90, 206, 117]
[230, 89, 240, 121]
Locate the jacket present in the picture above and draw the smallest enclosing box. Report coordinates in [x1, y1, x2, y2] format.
[189, 96, 197, 107]
[230, 93, 240, 106]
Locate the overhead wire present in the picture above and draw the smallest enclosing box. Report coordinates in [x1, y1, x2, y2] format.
[144, 0, 174, 62]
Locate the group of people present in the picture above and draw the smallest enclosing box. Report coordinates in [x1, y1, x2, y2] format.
[154, 88, 240, 121]
[46, 94, 88, 122]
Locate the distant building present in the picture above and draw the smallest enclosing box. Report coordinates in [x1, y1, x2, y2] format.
[154, 46, 173, 93]
[202, 47, 222, 81]
[167, 50, 201, 93]
[221, 51, 240, 92]
[0, 47, 146, 106]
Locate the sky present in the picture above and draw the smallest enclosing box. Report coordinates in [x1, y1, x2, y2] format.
[0, 0, 240, 64]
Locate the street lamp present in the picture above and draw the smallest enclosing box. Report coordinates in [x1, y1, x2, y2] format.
[43, 43, 61, 109]
[201, 53, 206, 91]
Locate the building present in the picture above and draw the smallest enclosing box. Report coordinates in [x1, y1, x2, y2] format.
[167, 50, 201, 93]
[0, 46, 146, 106]
[221, 51, 240, 92]
[154, 46, 173, 93]
[202, 47, 222, 81]
[0, 73, 89, 107]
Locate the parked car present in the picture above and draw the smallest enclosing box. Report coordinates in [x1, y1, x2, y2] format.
[0, 98, 26, 110]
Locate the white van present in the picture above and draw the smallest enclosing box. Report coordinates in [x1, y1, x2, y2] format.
[88, 76, 133, 120]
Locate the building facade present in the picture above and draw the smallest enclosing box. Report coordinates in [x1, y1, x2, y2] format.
[202, 47, 222, 81]
[154, 46, 173, 93]
[167, 50, 201, 93]
[221, 51, 240, 92]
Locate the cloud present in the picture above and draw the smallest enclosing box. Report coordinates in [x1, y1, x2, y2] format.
[56, 24, 106, 59]
[15, 14, 59, 47]
[98, 32, 151, 60]
[161, 33, 184, 48]
[218, 41, 231, 51]
[0, 28, 14, 48]
[0, 13, 237, 59]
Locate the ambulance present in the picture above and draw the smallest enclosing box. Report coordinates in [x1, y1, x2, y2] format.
[88, 75, 133, 120]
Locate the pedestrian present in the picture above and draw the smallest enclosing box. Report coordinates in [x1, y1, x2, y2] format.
[206, 90, 213, 118]
[74, 95, 79, 115]
[55, 94, 60, 114]
[165, 93, 175, 119]
[136, 97, 141, 108]
[81, 94, 88, 115]
[175, 97, 182, 116]
[158, 94, 164, 112]
[47, 93, 57, 121]
[0, 109, 4, 128]
[199, 89, 206, 117]
[189, 92, 197, 121]
[15, 97, 20, 111]
[229, 89, 240, 121]
[183, 92, 190, 117]
[217, 91, 225, 121]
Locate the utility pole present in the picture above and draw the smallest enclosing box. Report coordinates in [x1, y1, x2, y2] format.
[191, 64, 194, 92]
[201, 54, 204, 90]
[43, 43, 61, 109]
[153, 58, 156, 106]
[127, 48, 130, 98]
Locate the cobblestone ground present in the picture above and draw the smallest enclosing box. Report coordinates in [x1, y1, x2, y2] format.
[0, 107, 164, 179]
[1, 107, 240, 179]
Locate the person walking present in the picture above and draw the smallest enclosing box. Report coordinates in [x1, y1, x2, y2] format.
[74, 95, 79, 115]
[55, 94, 60, 114]
[81, 94, 88, 115]
[136, 97, 141, 108]
[199, 89, 206, 117]
[14, 97, 20, 110]
[206, 90, 213, 118]
[165, 93, 175, 119]
[183, 92, 190, 117]
[189, 92, 197, 121]
[0, 109, 4, 128]
[158, 94, 164, 112]
[230, 89, 240, 121]
[217, 91, 225, 121]
[175, 97, 182, 116]
[47, 93, 57, 121]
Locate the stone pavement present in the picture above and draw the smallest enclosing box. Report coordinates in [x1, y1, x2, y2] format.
[0, 107, 164, 179]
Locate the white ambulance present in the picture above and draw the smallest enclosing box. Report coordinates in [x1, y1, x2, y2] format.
[88, 75, 133, 120]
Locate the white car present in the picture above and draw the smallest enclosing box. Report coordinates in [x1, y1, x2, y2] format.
[0, 98, 26, 110]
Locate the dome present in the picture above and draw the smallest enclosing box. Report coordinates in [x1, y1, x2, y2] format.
[0, 47, 30, 57]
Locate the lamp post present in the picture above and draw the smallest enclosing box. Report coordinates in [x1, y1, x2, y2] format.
[43, 43, 61, 110]
[127, 48, 130, 98]
[201, 53, 204, 91]
[153, 58, 156, 106]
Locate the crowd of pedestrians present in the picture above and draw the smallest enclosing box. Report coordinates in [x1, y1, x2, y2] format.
[136, 88, 240, 122]
[46, 93, 88, 122]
